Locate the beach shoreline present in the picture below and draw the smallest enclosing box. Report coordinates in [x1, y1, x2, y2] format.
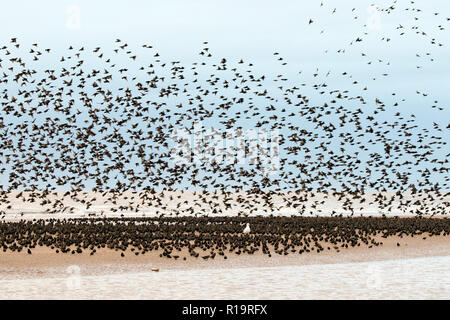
[1, 216, 449, 300]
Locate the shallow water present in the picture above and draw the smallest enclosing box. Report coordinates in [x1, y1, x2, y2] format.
[0, 255, 449, 299]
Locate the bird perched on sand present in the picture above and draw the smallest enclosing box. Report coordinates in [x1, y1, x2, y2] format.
[243, 223, 251, 234]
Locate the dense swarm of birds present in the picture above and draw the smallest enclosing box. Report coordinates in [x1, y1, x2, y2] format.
[0, 217, 449, 257]
[0, 1, 449, 221]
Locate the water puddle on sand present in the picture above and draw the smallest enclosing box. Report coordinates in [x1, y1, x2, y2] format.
[0, 255, 449, 299]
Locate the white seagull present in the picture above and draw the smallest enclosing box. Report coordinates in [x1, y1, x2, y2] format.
[243, 223, 251, 234]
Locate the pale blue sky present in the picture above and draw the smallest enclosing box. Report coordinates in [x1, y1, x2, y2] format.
[1, 0, 449, 117]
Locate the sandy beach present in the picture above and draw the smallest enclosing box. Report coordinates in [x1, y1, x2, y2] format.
[1, 200, 448, 299]
[1, 233, 449, 300]
[1, 233, 448, 272]
[0, 204, 448, 300]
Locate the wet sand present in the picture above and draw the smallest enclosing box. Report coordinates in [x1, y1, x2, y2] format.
[3, 191, 447, 298]
[1, 217, 448, 299]
[1, 234, 448, 274]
